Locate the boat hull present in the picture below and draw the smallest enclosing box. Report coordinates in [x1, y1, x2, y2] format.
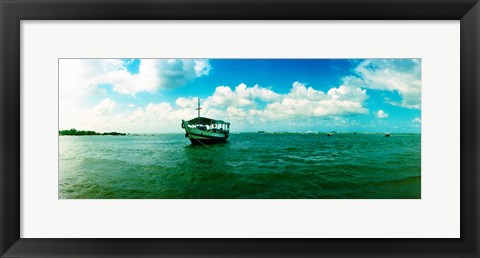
[184, 127, 229, 145]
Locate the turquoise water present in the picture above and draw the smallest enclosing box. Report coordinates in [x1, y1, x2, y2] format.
[59, 133, 421, 199]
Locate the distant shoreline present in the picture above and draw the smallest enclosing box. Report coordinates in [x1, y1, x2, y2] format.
[59, 130, 421, 136]
[59, 129, 126, 136]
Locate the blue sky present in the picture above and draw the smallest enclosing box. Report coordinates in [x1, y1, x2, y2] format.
[59, 59, 421, 133]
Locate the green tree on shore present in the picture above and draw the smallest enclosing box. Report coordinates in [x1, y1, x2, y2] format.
[59, 129, 125, 136]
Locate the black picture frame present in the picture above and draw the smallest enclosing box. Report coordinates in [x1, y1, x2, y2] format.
[1, 0, 479, 257]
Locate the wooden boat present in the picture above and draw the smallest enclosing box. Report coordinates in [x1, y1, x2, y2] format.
[181, 98, 230, 145]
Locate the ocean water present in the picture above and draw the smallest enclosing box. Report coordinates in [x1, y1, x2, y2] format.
[59, 133, 421, 199]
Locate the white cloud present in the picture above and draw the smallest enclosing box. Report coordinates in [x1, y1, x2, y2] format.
[59, 59, 112, 105]
[59, 59, 212, 130]
[376, 110, 389, 119]
[345, 59, 421, 109]
[201, 82, 368, 124]
[59, 59, 212, 99]
[175, 97, 199, 109]
[204, 83, 281, 108]
[193, 59, 211, 76]
[261, 82, 368, 120]
[105, 59, 211, 95]
[94, 98, 116, 115]
[63, 101, 193, 133]
[412, 117, 421, 123]
[60, 82, 371, 133]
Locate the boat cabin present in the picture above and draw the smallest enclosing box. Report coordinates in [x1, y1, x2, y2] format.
[184, 117, 230, 133]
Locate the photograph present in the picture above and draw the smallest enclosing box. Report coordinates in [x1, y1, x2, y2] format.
[59, 58, 421, 199]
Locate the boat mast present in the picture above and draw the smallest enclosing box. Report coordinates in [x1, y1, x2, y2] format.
[196, 98, 202, 117]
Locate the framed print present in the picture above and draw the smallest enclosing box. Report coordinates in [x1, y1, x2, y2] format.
[1, 0, 479, 257]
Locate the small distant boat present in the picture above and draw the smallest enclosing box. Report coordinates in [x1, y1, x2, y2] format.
[327, 131, 336, 136]
[181, 98, 230, 145]
[258, 131, 266, 134]
[384, 132, 392, 137]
